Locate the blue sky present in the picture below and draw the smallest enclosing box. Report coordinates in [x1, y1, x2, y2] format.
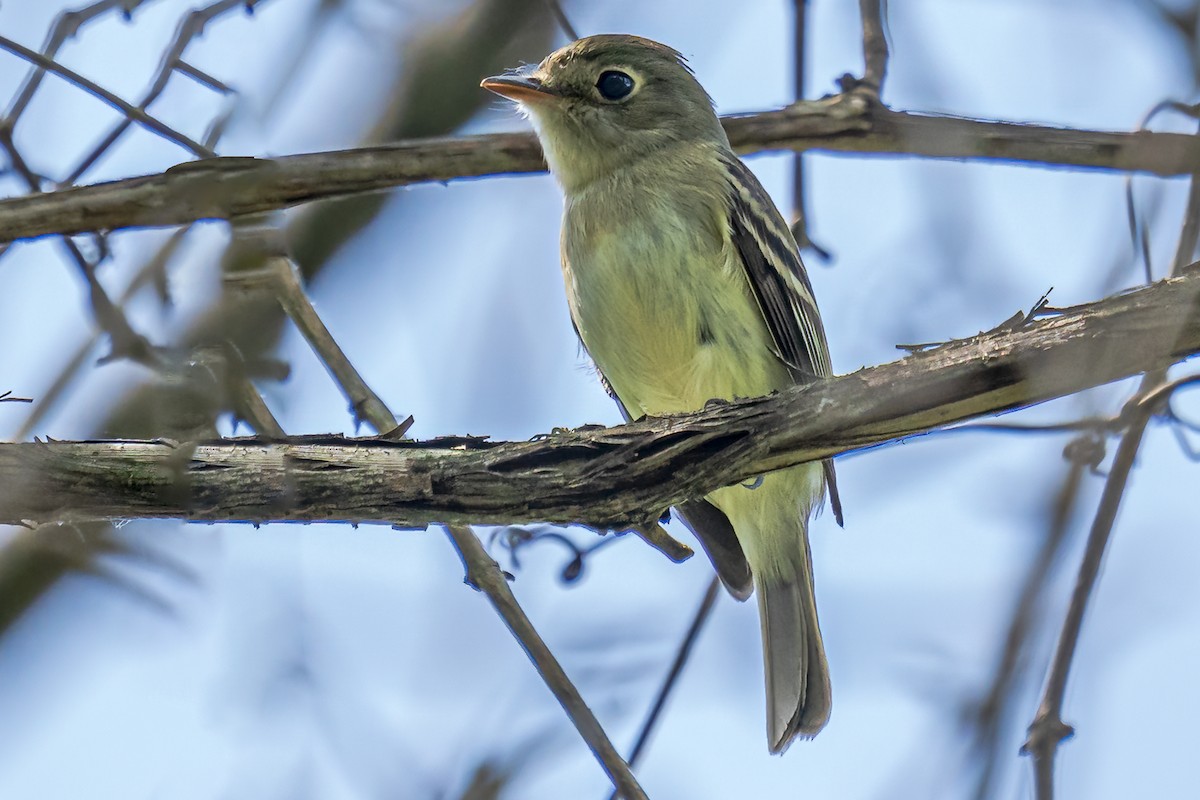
[1, 1, 1198, 798]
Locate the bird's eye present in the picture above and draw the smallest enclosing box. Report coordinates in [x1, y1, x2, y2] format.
[596, 70, 635, 101]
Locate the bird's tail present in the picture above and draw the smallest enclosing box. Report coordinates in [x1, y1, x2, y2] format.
[755, 526, 830, 753]
[709, 466, 831, 752]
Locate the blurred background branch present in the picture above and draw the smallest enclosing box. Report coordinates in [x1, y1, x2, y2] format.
[445, 524, 647, 800]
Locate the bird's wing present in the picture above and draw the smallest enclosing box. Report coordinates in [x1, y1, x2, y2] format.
[675, 498, 754, 599]
[722, 154, 844, 527]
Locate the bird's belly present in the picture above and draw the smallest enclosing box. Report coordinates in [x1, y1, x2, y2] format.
[614, 335, 782, 417]
[566, 236, 788, 419]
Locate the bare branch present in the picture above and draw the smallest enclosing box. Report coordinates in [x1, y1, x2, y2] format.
[2, 267, 1198, 527]
[229, 368, 286, 439]
[1022, 392, 1155, 797]
[444, 525, 647, 800]
[856, 0, 889, 95]
[4, 96, 1200, 243]
[6, 2, 271, 441]
[968, 459, 1086, 799]
[62, 0, 256, 185]
[615, 576, 720, 789]
[1023, 145, 1200, 798]
[1, 0, 532, 635]
[788, 0, 830, 258]
[0, 33, 212, 158]
[3, 0, 153, 125]
[0, 32, 283, 443]
[224, 215, 408, 436]
[541, 0, 579, 40]
[13, 226, 194, 440]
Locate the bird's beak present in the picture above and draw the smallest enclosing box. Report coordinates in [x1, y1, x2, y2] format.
[480, 73, 558, 104]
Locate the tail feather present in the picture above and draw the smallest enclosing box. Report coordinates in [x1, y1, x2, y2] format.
[757, 546, 830, 753]
[709, 465, 831, 752]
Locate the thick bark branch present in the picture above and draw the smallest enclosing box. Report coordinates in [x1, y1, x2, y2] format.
[2, 93, 1199, 244]
[3, 267, 1198, 527]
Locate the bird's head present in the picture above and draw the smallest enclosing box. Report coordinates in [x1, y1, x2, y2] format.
[482, 34, 727, 192]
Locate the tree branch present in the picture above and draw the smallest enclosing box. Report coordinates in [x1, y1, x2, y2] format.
[617, 576, 720, 785]
[3, 94, 1200, 243]
[856, 0, 889, 95]
[3, 268, 1199, 526]
[1023, 124, 1200, 798]
[970, 457, 1086, 799]
[224, 215, 409, 437]
[788, 0, 819, 254]
[444, 524, 647, 800]
[0, 32, 213, 158]
[1022, 392, 1154, 798]
[4, 0, 157, 127]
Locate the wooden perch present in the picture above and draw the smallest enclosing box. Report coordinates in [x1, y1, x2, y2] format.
[2, 93, 1199, 244]
[2, 267, 1198, 527]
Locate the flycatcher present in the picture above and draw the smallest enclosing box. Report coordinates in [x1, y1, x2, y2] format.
[483, 34, 843, 753]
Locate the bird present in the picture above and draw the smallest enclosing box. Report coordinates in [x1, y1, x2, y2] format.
[482, 34, 842, 753]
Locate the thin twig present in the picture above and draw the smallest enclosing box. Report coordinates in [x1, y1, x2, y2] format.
[231, 374, 286, 439]
[268, 256, 407, 435]
[174, 60, 233, 93]
[0, 124, 47, 188]
[856, 0, 889, 95]
[64, 238, 162, 368]
[62, 0, 257, 185]
[443, 525, 647, 800]
[791, 0, 807, 231]
[0, 33, 212, 158]
[616, 576, 720, 788]
[3, 0, 154, 125]
[542, 0, 579, 41]
[942, 417, 1120, 436]
[15, 226, 193, 439]
[969, 459, 1085, 799]
[1136, 373, 1200, 410]
[788, 0, 829, 259]
[223, 215, 407, 436]
[1023, 124, 1200, 799]
[1021, 394, 1154, 798]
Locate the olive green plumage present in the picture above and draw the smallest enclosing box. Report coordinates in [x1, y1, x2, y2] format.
[483, 34, 842, 752]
